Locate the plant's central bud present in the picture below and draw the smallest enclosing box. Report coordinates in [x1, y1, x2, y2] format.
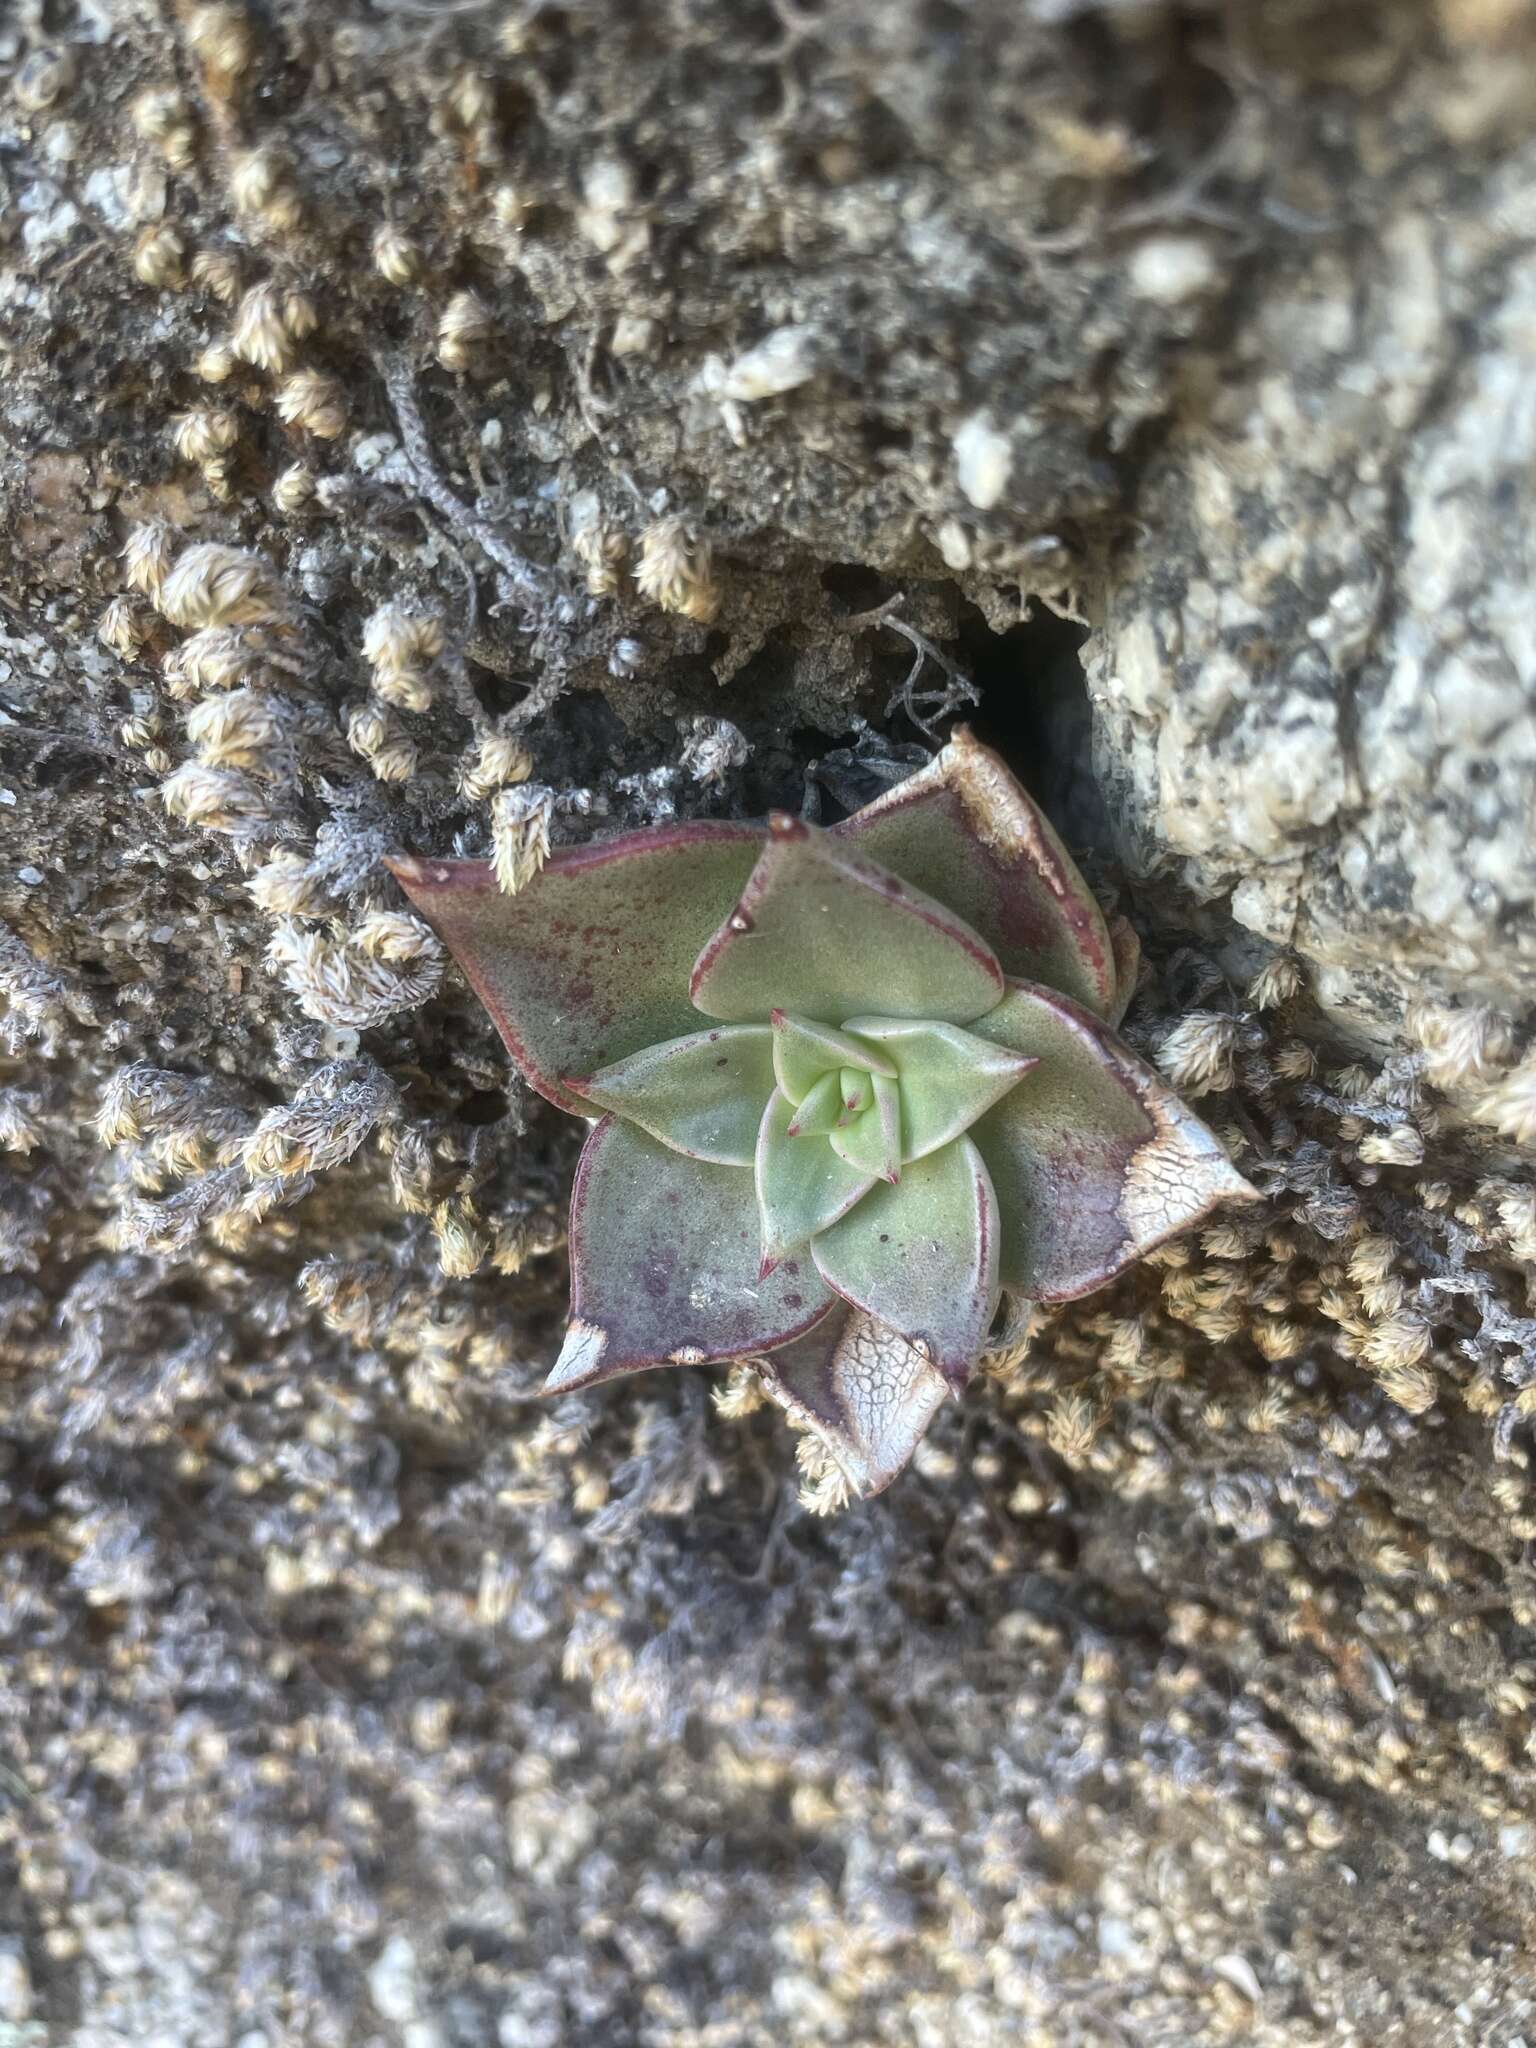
[776, 1015, 904, 1182]
[769, 1010, 1039, 1191]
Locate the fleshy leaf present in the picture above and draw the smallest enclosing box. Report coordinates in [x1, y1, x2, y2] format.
[756, 1090, 876, 1270]
[387, 822, 760, 1113]
[829, 1072, 901, 1183]
[837, 1069, 872, 1123]
[566, 1025, 774, 1165]
[812, 1134, 999, 1384]
[842, 1016, 1038, 1163]
[833, 726, 1117, 1018]
[690, 816, 1003, 1025]
[547, 1116, 834, 1390]
[772, 1011, 896, 1102]
[755, 1303, 951, 1497]
[785, 1071, 845, 1138]
[972, 979, 1260, 1301]
[1107, 914, 1141, 1027]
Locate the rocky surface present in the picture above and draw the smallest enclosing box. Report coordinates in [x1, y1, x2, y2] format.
[1, 2, 1535, 2044]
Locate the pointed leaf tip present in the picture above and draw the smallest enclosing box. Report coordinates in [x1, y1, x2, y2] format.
[691, 821, 1003, 1026]
[842, 1016, 1040, 1162]
[834, 728, 1117, 1017]
[389, 822, 759, 1112]
[544, 1317, 608, 1394]
[973, 979, 1259, 1301]
[566, 1116, 835, 1378]
[812, 1134, 999, 1385]
[785, 1070, 846, 1138]
[829, 1071, 902, 1184]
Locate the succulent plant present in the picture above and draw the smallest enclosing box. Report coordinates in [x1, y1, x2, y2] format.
[389, 730, 1256, 1495]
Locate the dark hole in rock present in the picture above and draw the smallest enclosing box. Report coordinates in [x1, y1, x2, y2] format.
[959, 602, 1107, 853]
[818, 561, 894, 612]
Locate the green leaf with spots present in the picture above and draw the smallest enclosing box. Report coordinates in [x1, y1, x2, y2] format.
[566, 1024, 775, 1165]
[690, 817, 1003, 1025]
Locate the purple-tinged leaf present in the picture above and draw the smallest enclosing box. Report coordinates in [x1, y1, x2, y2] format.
[566, 1024, 774, 1165]
[972, 979, 1260, 1302]
[829, 1072, 902, 1183]
[843, 1016, 1038, 1163]
[690, 815, 1003, 1026]
[756, 1304, 951, 1497]
[772, 1010, 896, 1102]
[386, 822, 760, 1114]
[833, 726, 1117, 1017]
[812, 1134, 999, 1385]
[1107, 914, 1141, 1027]
[546, 1116, 835, 1392]
[756, 1090, 875, 1271]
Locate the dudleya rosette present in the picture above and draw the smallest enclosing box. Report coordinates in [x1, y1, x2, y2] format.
[389, 730, 1256, 1495]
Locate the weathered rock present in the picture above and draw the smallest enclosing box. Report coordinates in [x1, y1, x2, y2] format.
[1087, 50, 1536, 1038]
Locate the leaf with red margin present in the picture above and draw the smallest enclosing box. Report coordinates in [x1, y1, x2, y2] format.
[545, 1116, 835, 1392]
[811, 1134, 1000, 1386]
[689, 815, 1003, 1026]
[971, 979, 1260, 1302]
[833, 726, 1118, 1018]
[386, 822, 760, 1113]
[755, 1303, 951, 1497]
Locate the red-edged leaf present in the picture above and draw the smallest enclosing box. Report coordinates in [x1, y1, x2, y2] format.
[811, 1134, 1000, 1386]
[755, 1303, 951, 1497]
[387, 822, 759, 1113]
[833, 726, 1117, 1018]
[972, 979, 1259, 1302]
[689, 815, 1003, 1026]
[545, 1116, 834, 1392]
